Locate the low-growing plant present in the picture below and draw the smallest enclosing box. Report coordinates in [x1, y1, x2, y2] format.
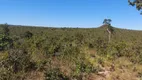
[44, 68, 69, 80]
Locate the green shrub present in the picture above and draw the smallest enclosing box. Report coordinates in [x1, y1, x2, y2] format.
[114, 41, 127, 57]
[1, 23, 9, 36]
[0, 34, 13, 51]
[75, 61, 101, 75]
[23, 31, 33, 38]
[0, 49, 36, 79]
[44, 68, 69, 80]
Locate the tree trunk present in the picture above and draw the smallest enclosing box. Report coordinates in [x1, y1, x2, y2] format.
[107, 28, 111, 43]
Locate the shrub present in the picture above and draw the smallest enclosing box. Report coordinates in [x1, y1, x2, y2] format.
[44, 68, 69, 80]
[1, 23, 9, 36]
[0, 49, 36, 79]
[114, 41, 127, 57]
[23, 31, 33, 38]
[95, 37, 108, 56]
[0, 34, 13, 51]
[75, 61, 101, 75]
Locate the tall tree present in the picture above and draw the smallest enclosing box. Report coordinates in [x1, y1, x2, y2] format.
[103, 19, 114, 42]
[128, 0, 142, 14]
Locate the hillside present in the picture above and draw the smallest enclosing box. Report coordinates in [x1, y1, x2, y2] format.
[1, 24, 142, 80]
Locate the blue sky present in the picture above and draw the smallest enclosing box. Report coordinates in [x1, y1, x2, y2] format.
[0, 0, 142, 30]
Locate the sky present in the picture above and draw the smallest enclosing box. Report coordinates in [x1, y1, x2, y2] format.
[0, 0, 142, 30]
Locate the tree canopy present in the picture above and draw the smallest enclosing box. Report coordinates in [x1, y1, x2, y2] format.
[103, 19, 112, 25]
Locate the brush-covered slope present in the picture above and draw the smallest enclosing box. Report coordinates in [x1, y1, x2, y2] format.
[1, 24, 142, 80]
[7, 24, 142, 42]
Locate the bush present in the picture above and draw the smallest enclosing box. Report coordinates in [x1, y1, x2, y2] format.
[75, 61, 101, 75]
[44, 68, 69, 80]
[114, 41, 127, 57]
[23, 31, 33, 38]
[0, 49, 36, 79]
[0, 34, 13, 51]
[1, 23, 9, 36]
[95, 37, 108, 56]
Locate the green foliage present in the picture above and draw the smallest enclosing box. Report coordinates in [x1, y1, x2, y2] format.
[1, 25, 142, 79]
[113, 41, 127, 57]
[128, 0, 142, 14]
[0, 24, 12, 51]
[108, 25, 114, 34]
[103, 19, 112, 25]
[23, 31, 33, 38]
[0, 34, 13, 51]
[0, 49, 36, 80]
[1, 23, 10, 36]
[95, 37, 108, 55]
[45, 68, 69, 80]
[75, 61, 100, 74]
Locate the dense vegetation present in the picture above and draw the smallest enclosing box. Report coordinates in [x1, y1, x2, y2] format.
[1, 24, 142, 80]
